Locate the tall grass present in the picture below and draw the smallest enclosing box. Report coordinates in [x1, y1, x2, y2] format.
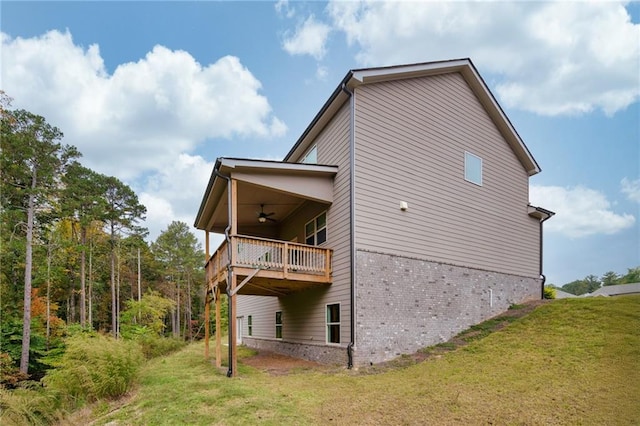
[1, 331, 187, 425]
[0, 386, 58, 426]
[43, 334, 144, 406]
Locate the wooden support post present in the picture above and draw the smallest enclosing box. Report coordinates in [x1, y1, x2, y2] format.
[229, 178, 238, 377]
[325, 249, 331, 281]
[230, 274, 237, 377]
[283, 242, 289, 279]
[230, 179, 238, 236]
[215, 285, 222, 368]
[204, 292, 210, 359]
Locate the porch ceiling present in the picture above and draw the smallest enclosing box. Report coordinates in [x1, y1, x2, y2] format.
[194, 158, 338, 233]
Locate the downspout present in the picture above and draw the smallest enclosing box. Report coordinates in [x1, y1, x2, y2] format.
[539, 212, 553, 299]
[213, 169, 234, 377]
[341, 81, 355, 369]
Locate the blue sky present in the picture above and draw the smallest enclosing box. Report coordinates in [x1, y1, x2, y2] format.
[2, 1, 638, 286]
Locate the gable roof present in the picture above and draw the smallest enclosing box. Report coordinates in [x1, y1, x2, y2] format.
[284, 58, 541, 176]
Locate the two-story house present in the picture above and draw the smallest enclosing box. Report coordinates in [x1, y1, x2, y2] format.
[194, 58, 553, 375]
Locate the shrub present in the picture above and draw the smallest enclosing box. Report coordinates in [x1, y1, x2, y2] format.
[543, 285, 557, 299]
[0, 387, 58, 425]
[135, 334, 186, 360]
[43, 334, 144, 407]
[0, 353, 27, 387]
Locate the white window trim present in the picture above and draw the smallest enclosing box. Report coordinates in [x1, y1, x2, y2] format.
[247, 315, 252, 337]
[275, 311, 283, 339]
[301, 145, 317, 164]
[305, 211, 327, 246]
[325, 303, 341, 345]
[464, 151, 483, 186]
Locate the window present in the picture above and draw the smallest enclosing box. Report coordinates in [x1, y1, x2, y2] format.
[305, 211, 327, 246]
[301, 145, 317, 164]
[326, 304, 340, 344]
[275, 311, 282, 339]
[464, 151, 483, 186]
[247, 315, 252, 336]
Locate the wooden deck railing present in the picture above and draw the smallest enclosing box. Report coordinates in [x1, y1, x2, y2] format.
[205, 235, 332, 286]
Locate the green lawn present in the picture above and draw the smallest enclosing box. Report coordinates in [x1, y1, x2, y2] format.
[79, 296, 640, 425]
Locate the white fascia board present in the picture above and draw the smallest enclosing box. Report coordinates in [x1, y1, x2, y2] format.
[219, 158, 338, 175]
[351, 59, 471, 84]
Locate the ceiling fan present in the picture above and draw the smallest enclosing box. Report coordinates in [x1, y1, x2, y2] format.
[257, 204, 276, 223]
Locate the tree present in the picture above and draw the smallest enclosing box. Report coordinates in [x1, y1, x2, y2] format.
[620, 267, 640, 284]
[60, 163, 108, 327]
[103, 176, 147, 338]
[120, 290, 175, 337]
[1, 108, 79, 374]
[583, 274, 601, 292]
[601, 271, 620, 286]
[151, 221, 203, 339]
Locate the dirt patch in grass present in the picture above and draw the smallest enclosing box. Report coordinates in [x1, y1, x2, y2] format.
[241, 351, 330, 375]
[241, 299, 549, 375]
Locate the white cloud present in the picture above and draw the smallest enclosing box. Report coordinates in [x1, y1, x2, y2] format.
[621, 178, 640, 203]
[530, 185, 635, 238]
[322, 1, 639, 117]
[282, 15, 331, 60]
[275, 0, 295, 19]
[1, 30, 286, 181]
[316, 65, 329, 81]
[139, 154, 214, 242]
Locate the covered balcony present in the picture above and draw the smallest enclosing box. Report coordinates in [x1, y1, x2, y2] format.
[195, 157, 338, 296]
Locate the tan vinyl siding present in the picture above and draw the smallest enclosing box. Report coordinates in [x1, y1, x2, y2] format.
[353, 72, 539, 277]
[237, 103, 352, 345]
[238, 295, 279, 339]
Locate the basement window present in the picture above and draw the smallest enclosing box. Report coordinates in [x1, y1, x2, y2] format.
[275, 311, 282, 339]
[305, 211, 327, 246]
[326, 304, 340, 344]
[464, 151, 483, 186]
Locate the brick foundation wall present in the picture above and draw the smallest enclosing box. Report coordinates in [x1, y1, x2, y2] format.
[242, 337, 348, 366]
[354, 250, 540, 366]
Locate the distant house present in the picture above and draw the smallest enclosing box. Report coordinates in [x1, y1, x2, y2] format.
[194, 58, 553, 374]
[554, 289, 578, 299]
[589, 283, 640, 297]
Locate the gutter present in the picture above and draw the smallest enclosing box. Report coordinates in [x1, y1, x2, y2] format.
[213, 168, 234, 377]
[533, 206, 555, 299]
[341, 82, 356, 369]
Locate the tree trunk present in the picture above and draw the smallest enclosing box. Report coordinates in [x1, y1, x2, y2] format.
[186, 273, 192, 342]
[88, 238, 93, 328]
[116, 243, 121, 338]
[110, 230, 117, 338]
[79, 227, 86, 327]
[176, 279, 181, 338]
[46, 240, 52, 350]
[20, 172, 37, 374]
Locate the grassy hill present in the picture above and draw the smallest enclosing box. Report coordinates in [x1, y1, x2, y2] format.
[70, 296, 639, 425]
